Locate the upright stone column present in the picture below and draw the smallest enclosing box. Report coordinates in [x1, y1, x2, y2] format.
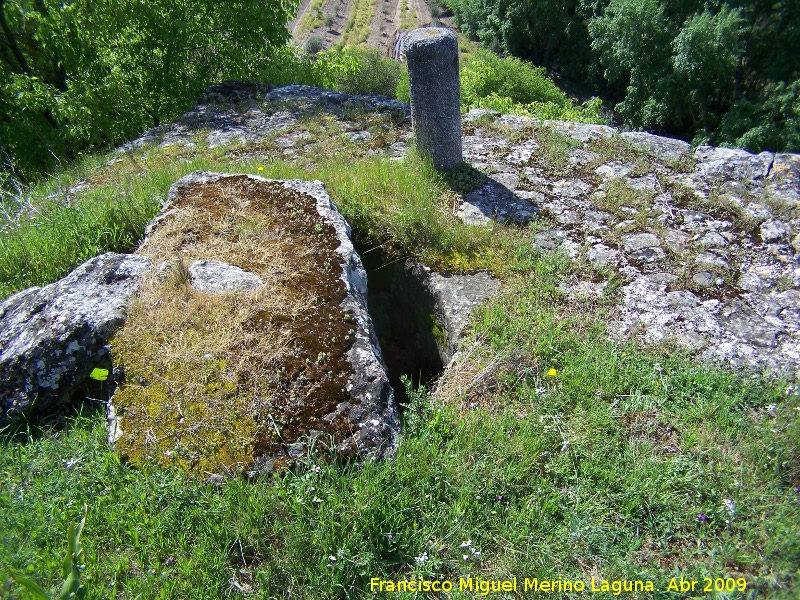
[404, 27, 462, 170]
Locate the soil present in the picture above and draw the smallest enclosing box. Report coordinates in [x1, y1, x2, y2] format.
[292, 0, 435, 57]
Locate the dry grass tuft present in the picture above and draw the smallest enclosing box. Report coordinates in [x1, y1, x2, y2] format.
[433, 338, 533, 412]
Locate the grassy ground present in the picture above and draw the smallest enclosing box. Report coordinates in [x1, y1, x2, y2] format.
[1, 109, 799, 598]
[340, 0, 378, 47]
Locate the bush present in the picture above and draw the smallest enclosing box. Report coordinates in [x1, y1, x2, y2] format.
[715, 80, 800, 152]
[333, 48, 402, 98]
[461, 50, 568, 108]
[459, 51, 606, 123]
[304, 34, 324, 55]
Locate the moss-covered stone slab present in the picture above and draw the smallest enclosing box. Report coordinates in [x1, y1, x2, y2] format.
[109, 172, 399, 476]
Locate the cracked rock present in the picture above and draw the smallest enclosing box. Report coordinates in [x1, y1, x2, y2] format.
[1, 253, 152, 424]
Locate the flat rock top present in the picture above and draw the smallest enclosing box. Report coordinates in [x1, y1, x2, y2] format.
[460, 109, 800, 375]
[111, 172, 397, 474]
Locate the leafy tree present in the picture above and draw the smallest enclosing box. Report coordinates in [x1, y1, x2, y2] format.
[441, 0, 800, 151]
[716, 80, 800, 152]
[0, 0, 297, 179]
[671, 5, 746, 133]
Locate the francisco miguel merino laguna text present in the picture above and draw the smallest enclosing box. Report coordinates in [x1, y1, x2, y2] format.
[370, 576, 657, 595]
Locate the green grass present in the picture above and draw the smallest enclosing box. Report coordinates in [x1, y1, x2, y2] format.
[0, 110, 512, 301]
[460, 50, 606, 124]
[2, 308, 798, 597]
[295, 0, 327, 41]
[1, 103, 799, 599]
[0, 150, 228, 299]
[340, 0, 377, 48]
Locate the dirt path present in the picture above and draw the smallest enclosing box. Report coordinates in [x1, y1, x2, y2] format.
[289, 0, 315, 39]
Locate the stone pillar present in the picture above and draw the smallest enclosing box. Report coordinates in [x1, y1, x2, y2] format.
[404, 27, 462, 170]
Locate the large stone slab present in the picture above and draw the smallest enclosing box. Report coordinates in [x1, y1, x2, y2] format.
[0, 253, 151, 424]
[109, 173, 399, 475]
[621, 131, 691, 162]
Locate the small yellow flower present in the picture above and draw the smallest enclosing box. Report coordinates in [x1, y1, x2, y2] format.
[257, 166, 264, 171]
[547, 368, 557, 377]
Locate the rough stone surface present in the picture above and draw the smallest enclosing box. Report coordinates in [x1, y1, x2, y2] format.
[110, 172, 400, 466]
[457, 179, 540, 225]
[621, 131, 691, 162]
[117, 84, 409, 155]
[694, 145, 774, 180]
[188, 260, 264, 294]
[0, 253, 151, 424]
[402, 260, 501, 362]
[277, 177, 401, 461]
[544, 121, 615, 142]
[452, 103, 800, 374]
[623, 233, 660, 252]
[404, 28, 462, 170]
[111, 81, 800, 378]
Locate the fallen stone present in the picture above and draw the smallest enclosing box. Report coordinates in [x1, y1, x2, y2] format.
[621, 131, 691, 162]
[189, 260, 264, 294]
[0, 253, 152, 424]
[737, 271, 764, 291]
[346, 130, 372, 143]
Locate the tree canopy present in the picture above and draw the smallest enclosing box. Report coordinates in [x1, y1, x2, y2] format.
[0, 0, 297, 179]
[442, 0, 800, 151]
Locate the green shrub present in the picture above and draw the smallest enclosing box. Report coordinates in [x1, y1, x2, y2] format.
[333, 48, 402, 98]
[395, 67, 410, 104]
[0, 0, 295, 181]
[460, 51, 606, 123]
[461, 50, 568, 107]
[304, 34, 324, 55]
[715, 80, 800, 152]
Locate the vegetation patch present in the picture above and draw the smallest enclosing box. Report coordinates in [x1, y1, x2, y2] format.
[340, 0, 378, 47]
[111, 176, 356, 475]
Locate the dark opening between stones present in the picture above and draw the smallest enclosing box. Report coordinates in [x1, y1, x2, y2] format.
[356, 243, 445, 406]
